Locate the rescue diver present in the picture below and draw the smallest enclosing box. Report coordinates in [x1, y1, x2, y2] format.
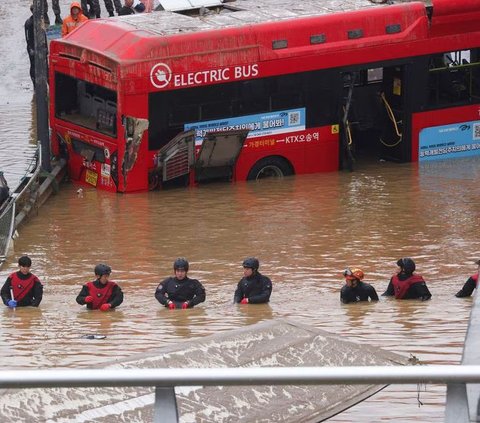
[455, 259, 480, 297]
[233, 257, 272, 304]
[155, 258, 206, 309]
[76, 264, 124, 311]
[340, 268, 378, 304]
[1, 256, 43, 308]
[382, 258, 432, 301]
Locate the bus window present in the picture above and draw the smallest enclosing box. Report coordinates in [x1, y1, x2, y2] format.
[54, 72, 117, 137]
[427, 48, 480, 106]
[367, 68, 383, 83]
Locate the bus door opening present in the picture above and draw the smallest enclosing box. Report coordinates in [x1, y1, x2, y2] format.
[379, 65, 406, 162]
[194, 130, 248, 184]
[339, 65, 407, 169]
[339, 70, 385, 170]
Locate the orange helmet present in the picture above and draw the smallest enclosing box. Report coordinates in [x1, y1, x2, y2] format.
[344, 268, 364, 281]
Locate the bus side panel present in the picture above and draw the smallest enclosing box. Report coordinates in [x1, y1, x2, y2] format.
[412, 104, 480, 162]
[234, 125, 339, 180]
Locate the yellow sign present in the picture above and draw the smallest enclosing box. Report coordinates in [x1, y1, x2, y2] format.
[393, 78, 402, 96]
[331, 124, 339, 134]
[85, 169, 98, 187]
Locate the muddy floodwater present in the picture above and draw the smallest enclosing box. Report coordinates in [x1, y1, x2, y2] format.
[1, 2, 480, 422]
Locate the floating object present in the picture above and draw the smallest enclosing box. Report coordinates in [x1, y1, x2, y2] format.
[81, 334, 107, 340]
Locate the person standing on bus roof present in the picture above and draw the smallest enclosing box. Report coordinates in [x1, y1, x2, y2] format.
[382, 258, 432, 301]
[455, 259, 480, 297]
[118, 0, 145, 15]
[1, 256, 43, 308]
[233, 257, 272, 304]
[61, 2, 88, 37]
[76, 264, 124, 311]
[155, 258, 206, 309]
[340, 268, 378, 304]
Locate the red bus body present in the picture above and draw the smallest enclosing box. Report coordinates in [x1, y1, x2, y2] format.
[49, 0, 480, 192]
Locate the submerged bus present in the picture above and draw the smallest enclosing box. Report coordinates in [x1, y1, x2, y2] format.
[49, 0, 480, 192]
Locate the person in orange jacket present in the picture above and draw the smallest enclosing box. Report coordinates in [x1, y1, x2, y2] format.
[61, 2, 88, 37]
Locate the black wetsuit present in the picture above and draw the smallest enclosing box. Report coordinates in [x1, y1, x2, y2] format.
[382, 272, 432, 300]
[155, 276, 206, 308]
[455, 275, 478, 297]
[1, 271, 43, 307]
[341, 281, 379, 304]
[233, 272, 272, 304]
[76, 279, 124, 309]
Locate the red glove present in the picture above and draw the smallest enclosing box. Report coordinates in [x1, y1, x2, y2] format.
[181, 302, 189, 309]
[85, 296, 93, 303]
[100, 303, 111, 312]
[240, 298, 249, 304]
[168, 302, 176, 310]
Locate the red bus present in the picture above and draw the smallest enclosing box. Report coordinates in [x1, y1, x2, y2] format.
[49, 0, 480, 193]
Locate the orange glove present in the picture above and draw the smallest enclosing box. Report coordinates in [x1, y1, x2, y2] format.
[100, 303, 111, 311]
[85, 296, 93, 303]
[240, 298, 248, 304]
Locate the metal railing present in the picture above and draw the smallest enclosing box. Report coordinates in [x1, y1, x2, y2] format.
[0, 365, 479, 422]
[0, 146, 42, 267]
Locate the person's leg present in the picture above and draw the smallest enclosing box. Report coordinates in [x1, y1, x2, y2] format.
[29, 53, 36, 86]
[103, 0, 115, 17]
[80, 0, 89, 16]
[91, 0, 101, 18]
[52, 0, 62, 24]
[112, 0, 122, 14]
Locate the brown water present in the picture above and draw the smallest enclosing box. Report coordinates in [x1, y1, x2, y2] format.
[0, 159, 478, 421]
[1, 2, 480, 422]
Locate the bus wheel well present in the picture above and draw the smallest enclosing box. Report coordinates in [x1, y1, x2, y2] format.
[246, 156, 294, 181]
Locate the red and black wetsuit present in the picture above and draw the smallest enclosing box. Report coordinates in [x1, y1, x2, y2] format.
[76, 279, 124, 310]
[0, 271, 43, 307]
[382, 272, 432, 300]
[455, 274, 479, 297]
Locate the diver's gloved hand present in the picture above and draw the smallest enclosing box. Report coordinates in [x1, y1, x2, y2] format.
[7, 299, 17, 308]
[168, 302, 176, 310]
[100, 303, 111, 311]
[240, 298, 249, 304]
[84, 296, 93, 303]
[181, 302, 189, 309]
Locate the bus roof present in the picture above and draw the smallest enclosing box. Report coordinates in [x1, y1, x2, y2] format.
[55, 0, 429, 62]
[52, 0, 480, 75]
[86, 0, 398, 36]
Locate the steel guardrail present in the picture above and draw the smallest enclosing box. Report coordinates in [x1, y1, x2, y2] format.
[1, 365, 480, 388]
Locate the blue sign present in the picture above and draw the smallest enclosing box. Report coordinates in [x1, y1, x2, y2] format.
[419, 121, 480, 161]
[185, 108, 306, 144]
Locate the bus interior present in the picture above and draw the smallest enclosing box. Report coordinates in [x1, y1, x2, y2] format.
[339, 47, 480, 170]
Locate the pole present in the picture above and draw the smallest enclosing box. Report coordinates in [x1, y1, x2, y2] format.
[33, 0, 51, 172]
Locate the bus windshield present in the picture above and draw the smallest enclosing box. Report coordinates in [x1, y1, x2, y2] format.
[54, 72, 117, 137]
